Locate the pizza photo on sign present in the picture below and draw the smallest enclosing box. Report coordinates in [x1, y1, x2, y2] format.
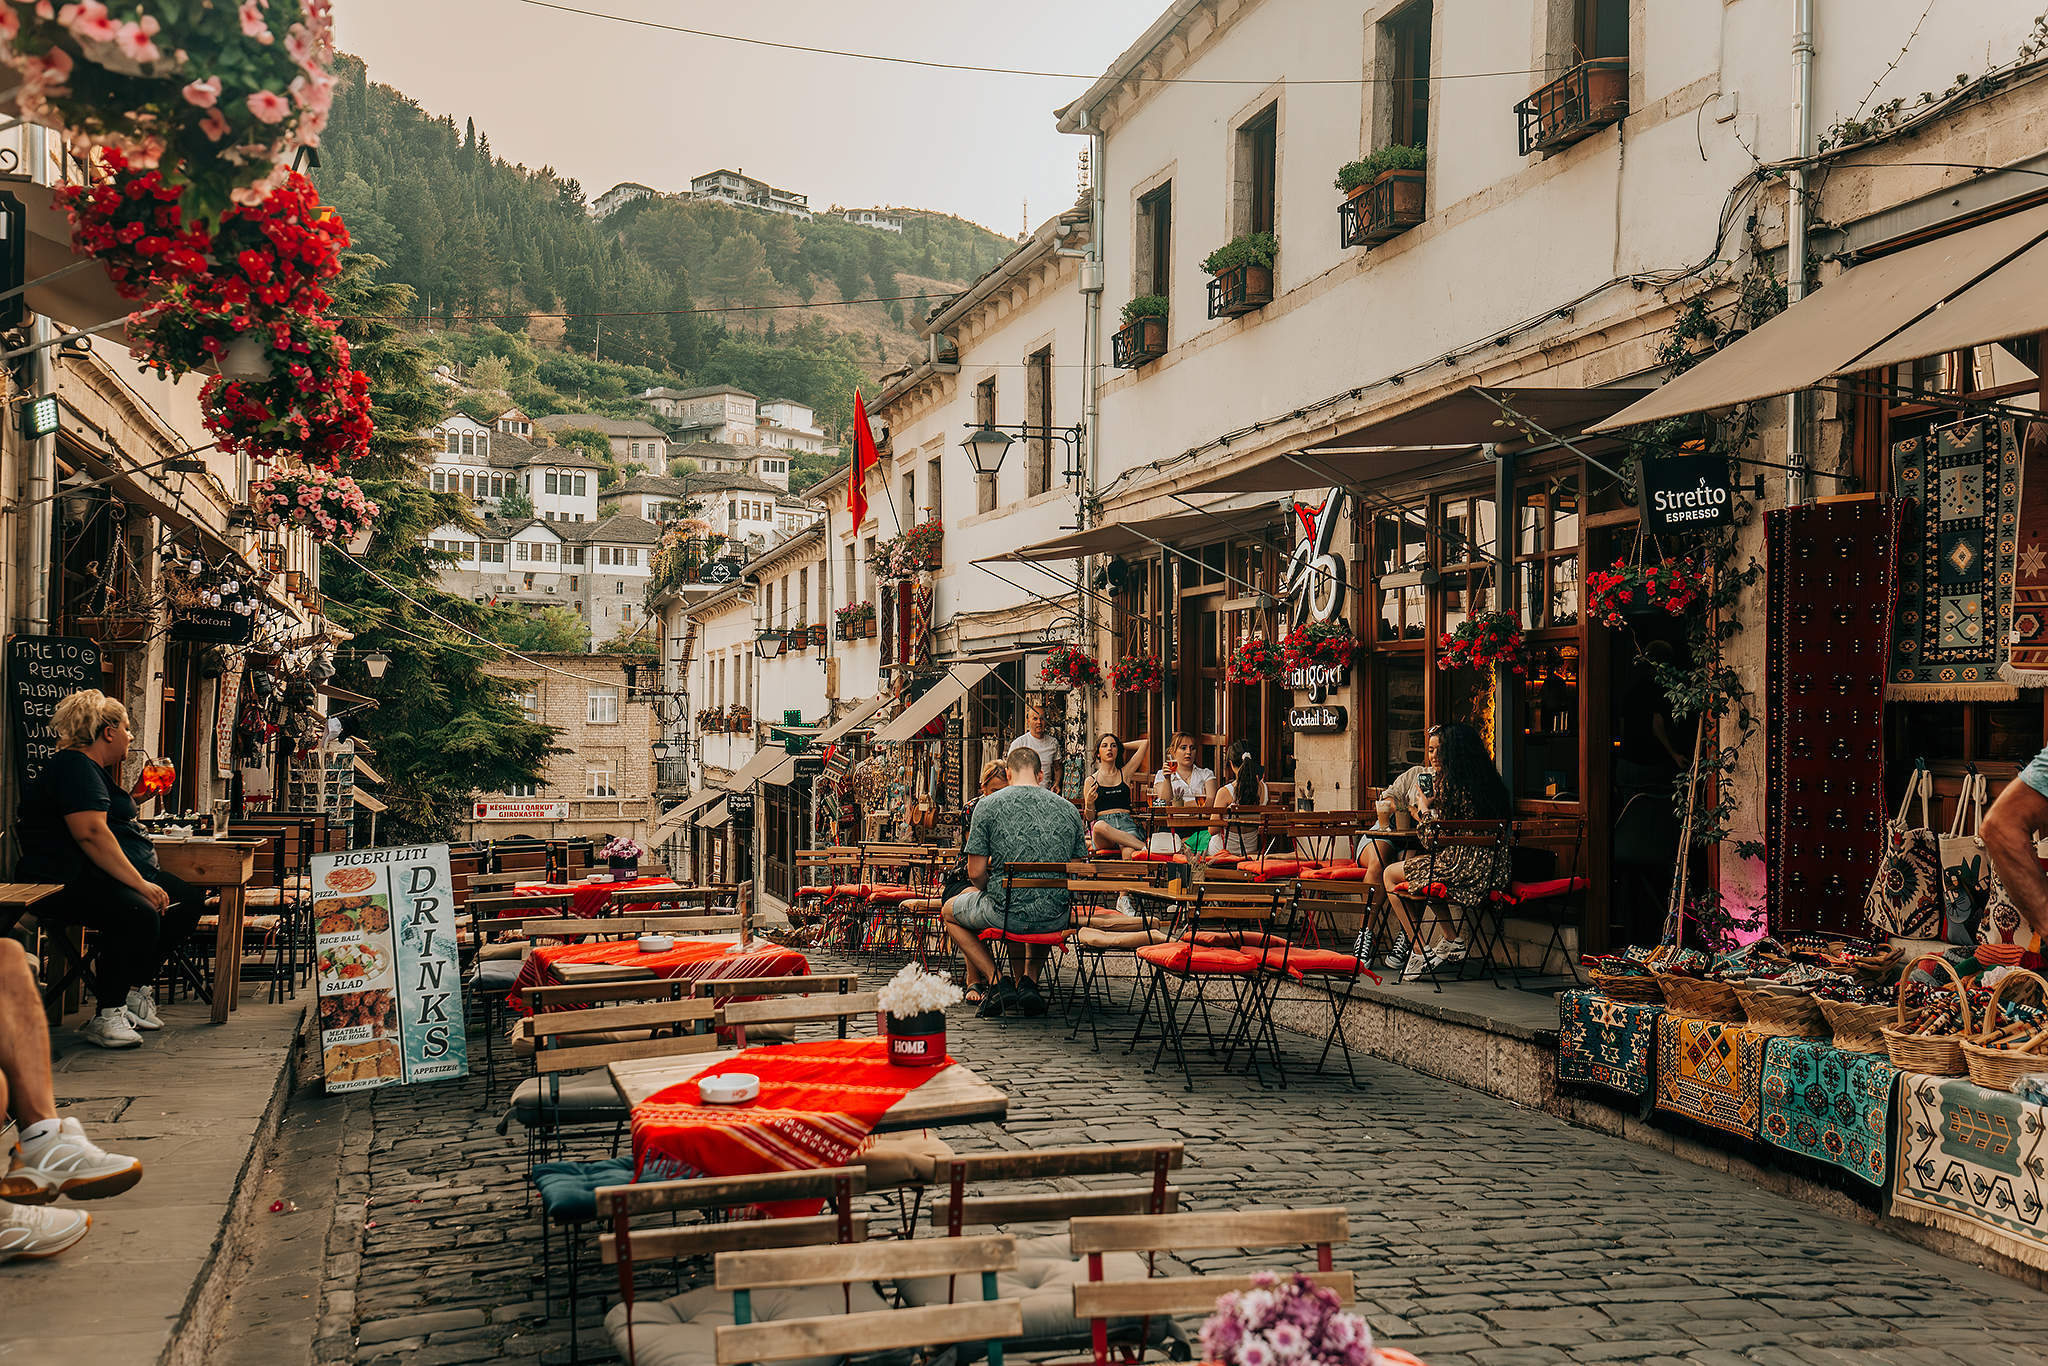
[324, 867, 379, 894]
[317, 941, 390, 991]
[314, 894, 390, 938]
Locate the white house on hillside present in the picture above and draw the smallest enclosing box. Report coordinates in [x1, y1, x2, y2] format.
[645, 384, 759, 445]
[757, 398, 832, 455]
[534, 413, 669, 468]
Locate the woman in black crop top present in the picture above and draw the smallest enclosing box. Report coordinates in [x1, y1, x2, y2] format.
[1082, 731, 1151, 856]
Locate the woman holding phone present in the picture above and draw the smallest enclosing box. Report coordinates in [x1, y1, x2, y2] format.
[1383, 723, 1512, 981]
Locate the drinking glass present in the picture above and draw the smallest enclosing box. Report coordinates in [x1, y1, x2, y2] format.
[138, 756, 176, 800]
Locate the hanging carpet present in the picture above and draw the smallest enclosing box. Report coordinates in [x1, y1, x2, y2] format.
[1890, 416, 2022, 698]
[2002, 420, 2048, 684]
[1758, 1036, 1896, 1191]
[1765, 500, 1898, 935]
[1653, 1013, 1767, 1139]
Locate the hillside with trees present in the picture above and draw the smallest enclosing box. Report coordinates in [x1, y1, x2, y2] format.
[311, 54, 1016, 451]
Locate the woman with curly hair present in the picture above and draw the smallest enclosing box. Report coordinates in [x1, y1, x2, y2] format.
[1384, 723, 1513, 981]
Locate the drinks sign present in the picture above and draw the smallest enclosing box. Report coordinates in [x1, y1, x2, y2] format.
[7, 635, 104, 788]
[310, 843, 467, 1093]
[1637, 455, 1734, 533]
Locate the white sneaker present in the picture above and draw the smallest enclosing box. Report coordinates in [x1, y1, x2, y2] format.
[1431, 938, 1470, 970]
[0, 1199, 90, 1261]
[80, 1009, 143, 1049]
[1400, 948, 1435, 983]
[124, 988, 164, 1030]
[1116, 893, 1136, 915]
[12, 1117, 144, 1202]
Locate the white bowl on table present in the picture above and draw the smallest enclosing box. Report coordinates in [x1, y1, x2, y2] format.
[637, 934, 674, 953]
[699, 1073, 760, 1104]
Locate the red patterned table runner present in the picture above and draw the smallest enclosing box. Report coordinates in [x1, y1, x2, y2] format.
[631, 1039, 953, 1214]
[506, 876, 680, 918]
[505, 938, 808, 1014]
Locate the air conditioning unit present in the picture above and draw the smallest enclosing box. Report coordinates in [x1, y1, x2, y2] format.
[546, 585, 557, 593]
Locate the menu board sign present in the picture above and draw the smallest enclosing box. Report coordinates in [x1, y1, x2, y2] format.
[310, 843, 468, 1093]
[7, 635, 104, 788]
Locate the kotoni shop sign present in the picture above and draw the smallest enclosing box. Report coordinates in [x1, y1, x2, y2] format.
[475, 800, 569, 821]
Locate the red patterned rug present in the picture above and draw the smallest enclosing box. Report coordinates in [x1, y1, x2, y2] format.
[2003, 420, 2048, 682]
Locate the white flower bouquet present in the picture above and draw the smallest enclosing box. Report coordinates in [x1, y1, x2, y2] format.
[1201, 1272, 1400, 1366]
[876, 963, 963, 1019]
[601, 837, 646, 862]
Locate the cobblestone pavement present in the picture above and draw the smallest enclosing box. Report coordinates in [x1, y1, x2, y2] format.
[319, 949, 2048, 1366]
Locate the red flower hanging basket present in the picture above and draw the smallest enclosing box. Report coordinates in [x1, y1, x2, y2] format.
[1585, 557, 1710, 628]
[1280, 621, 1358, 673]
[1040, 644, 1103, 691]
[1108, 654, 1164, 693]
[1224, 637, 1284, 686]
[1437, 612, 1527, 675]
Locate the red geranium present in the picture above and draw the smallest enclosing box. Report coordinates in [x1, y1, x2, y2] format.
[1108, 654, 1164, 693]
[1041, 644, 1104, 692]
[1437, 612, 1527, 674]
[1224, 637, 1284, 686]
[54, 146, 212, 298]
[1585, 558, 1710, 628]
[1280, 621, 1358, 673]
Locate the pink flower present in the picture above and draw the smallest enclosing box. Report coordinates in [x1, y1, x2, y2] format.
[239, 0, 272, 41]
[182, 75, 222, 108]
[0, 8, 19, 39]
[114, 15, 160, 62]
[37, 46, 73, 83]
[246, 90, 291, 123]
[58, 0, 115, 42]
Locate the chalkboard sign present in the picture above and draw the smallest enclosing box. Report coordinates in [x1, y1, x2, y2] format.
[9, 635, 105, 789]
[726, 790, 755, 826]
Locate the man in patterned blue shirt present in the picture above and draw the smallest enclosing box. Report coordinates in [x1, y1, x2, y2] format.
[1980, 750, 2048, 943]
[941, 745, 1089, 1019]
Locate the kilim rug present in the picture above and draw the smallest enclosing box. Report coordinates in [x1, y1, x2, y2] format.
[1765, 500, 1899, 934]
[1890, 416, 2022, 697]
[1556, 990, 1662, 1099]
[1758, 1037, 1896, 1190]
[1892, 1072, 2048, 1272]
[1653, 1013, 1766, 1139]
[2003, 420, 2048, 683]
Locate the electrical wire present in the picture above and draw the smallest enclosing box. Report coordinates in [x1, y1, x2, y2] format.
[512, 0, 1550, 86]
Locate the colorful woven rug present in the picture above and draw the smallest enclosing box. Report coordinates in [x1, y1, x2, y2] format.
[1758, 1037, 1896, 1189]
[2003, 420, 2048, 684]
[1653, 1014, 1766, 1138]
[1557, 991, 1662, 1099]
[1892, 1073, 2048, 1272]
[632, 1039, 952, 1214]
[1765, 500, 1898, 934]
[1890, 416, 2021, 697]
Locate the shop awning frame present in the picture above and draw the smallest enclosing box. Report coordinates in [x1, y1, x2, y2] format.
[1590, 202, 2048, 432]
[817, 691, 892, 743]
[695, 797, 731, 830]
[870, 662, 992, 744]
[721, 743, 790, 790]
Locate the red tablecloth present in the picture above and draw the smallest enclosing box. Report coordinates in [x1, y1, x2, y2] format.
[631, 1039, 954, 1213]
[507, 876, 684, 919]
[505, 937, 809, 1014]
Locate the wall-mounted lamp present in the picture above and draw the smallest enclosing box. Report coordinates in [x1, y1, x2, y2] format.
[364, 651, 390, 680]
[960, 425, 1013, 477]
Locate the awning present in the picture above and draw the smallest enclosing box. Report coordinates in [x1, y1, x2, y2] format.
[871, 662, 992, 743]
[652, 796, 709, 840]
[760, 754, 800, 787]
[1314, 385, 1650, 449]
[695, 797, 731, 829]
[318, 683, 376, 708]
[1180, 444, 1485, 496]
[1592, 203, 2048, 431]
[720, 743, 789, 790]
[817, 691, 890, 742]
[352, 791, 388, 812]
[353, 755, 385, 783]
[979, 500, 1286, 565]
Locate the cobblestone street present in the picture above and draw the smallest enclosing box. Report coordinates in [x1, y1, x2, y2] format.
[312, 952, 2048, 1366]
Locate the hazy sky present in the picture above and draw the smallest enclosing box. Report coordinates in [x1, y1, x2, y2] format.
[334, 0, 1174, 235]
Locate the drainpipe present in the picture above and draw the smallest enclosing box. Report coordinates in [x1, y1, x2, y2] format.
[1784, 0, 1815, 507]
[24, 122, 52, 634]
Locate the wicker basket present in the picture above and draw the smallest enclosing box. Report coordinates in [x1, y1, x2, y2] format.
[1817, 997, 1895, 1054]
[1735, 985, 1829, 1038]
[1589, 970, 1664, 1004]
[1880, 955, 1973, 1076]
[1961, 968, 2048, 1091]
[1656, 973, 1746, 1023]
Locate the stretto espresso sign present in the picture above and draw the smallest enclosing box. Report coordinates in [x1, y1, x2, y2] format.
[1638, 455, 1734, 533]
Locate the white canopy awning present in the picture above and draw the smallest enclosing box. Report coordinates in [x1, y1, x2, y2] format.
[817, 691, 891, 742]
[871, 663, 992, 744]
[695, 797, 732, 829]
[721, 743, 789, 790]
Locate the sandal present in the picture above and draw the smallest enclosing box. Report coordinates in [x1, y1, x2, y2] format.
[964, 987, 986, 1006]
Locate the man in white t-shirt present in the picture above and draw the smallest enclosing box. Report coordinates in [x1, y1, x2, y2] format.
[1007, 706, 1059, 789]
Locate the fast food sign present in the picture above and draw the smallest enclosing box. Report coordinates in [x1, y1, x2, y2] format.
[311, 843, 468, 1093]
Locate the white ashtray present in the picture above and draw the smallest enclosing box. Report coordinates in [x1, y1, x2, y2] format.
[637, 934, 674, 953]
[699, 1073, 760, 1104]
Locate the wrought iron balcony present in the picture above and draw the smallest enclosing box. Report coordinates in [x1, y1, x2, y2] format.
[1515, 59, 1628, 157]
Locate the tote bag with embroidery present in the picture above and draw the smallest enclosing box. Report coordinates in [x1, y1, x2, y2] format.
[1937, 772, 1997, 946]
[1866, 763, 1942, 939]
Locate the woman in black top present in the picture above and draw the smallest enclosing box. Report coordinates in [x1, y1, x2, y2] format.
[19, 691, 206, 1048]
[1082, 731, 1150, 856]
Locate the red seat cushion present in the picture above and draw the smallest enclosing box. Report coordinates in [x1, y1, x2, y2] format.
[1203, 852, 1243, 867]
[1126, 851, 1190, 864]
[1300, 865, 1376, 882]
[1254, 947, 1372, 980]
[864, 885, 924, 905]
[1136, 942, 1259, 974]
[1238, 858, 1307, 882]
[977, 929, 1070, 945]
[1508, 876, 1589, 902]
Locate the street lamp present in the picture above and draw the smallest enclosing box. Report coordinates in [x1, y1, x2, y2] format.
[364, 651, 389, 680]
[652, 739, 671, 760]
[961, 425, 1014, 477]
[754, 630, 784, 660]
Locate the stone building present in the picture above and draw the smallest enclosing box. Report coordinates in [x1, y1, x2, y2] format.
[465, 652, 658, 847]
[644, 384, 760, 446]
[534, 412, 671, 469]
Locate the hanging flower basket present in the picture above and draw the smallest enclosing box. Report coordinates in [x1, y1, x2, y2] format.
[1280, 621, 1358, 673]
[53, 145, 210, 297]
[1223, 636, 1283, 686]
[1108, 653, 1164, 693]
[1585, 557, 1710, 628]
[249, 465, 376, 543]
[192, 314, 372, 468]
[1040, 644, 1103, 692]
[903, 519, 944, 570]
[2, 0, 340, 222]
[1438, 612, 1527, 675]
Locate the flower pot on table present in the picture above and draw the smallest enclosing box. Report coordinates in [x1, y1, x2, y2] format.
[608, 857, 639, 882]
[886, 1009, 947, 1066]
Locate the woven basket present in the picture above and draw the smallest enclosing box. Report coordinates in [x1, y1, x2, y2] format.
[1817, 997, 1895, 1054]
[1881, 955, 1972, 1076]
[1656, 973, 1745, 1022]
[1961, 968, 2048, 1091]
[1589, 970, 1664, 1004]
[1735, 986, 1829, 1038]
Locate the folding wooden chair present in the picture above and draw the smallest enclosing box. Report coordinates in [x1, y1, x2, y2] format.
[469, 890, 577, 1096]
[1126, 883, 1288, 1090]
[979, 863, 1081, 1020]
[1267, 892, 1381, 1088]
[1497, 817, 1590, 989]
[1389, 819, 1513, 992]
[1070, 1208, 1353, 1366]
[519, 996, 719, 1166]
[1062, 880, 1173, 1052]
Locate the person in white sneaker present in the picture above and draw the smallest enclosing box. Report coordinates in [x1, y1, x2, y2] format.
[1, 940, 145, 1204]
[1384, 724, 1512, 984]
[13, 691, 205, 1047]
[0, 1193, 91, 1261]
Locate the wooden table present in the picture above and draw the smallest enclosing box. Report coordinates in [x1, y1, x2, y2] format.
[609, 1048, 1009, 1133]
[153, 838, 263, 1024]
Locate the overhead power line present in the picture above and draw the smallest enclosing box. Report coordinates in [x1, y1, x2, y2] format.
[513, 0, 1548, 86]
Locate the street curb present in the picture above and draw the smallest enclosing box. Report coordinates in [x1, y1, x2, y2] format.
[163, 998, 317, 1366]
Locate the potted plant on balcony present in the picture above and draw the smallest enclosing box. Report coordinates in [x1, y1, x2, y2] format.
[729, 704, 752, 737]
[1113, 296, 1169, 368]
[835, 600, 875, 639]
[1438, 612, 1528, 675]
[1224, 636, 1284, 686]
[1202, 232, 1278, 318]
[1335, 144, 1427, 248]
[788, 619, 810, 653]
[809, 621, 828, 649]
[904, 519, 944, 571]
[695, 707, 721, 734]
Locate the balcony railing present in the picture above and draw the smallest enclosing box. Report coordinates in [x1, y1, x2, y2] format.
[1206, 263, 1274, 320]
[1515, 59, 1629, 156]
[656, 758, 691, 791]
[1338, 170, 1426, 249]
[1112, 316, 1169, 369]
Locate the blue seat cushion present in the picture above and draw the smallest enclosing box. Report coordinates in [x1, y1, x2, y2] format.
[474, 958, 525, 991]
[533, 1158, 636, 1224]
